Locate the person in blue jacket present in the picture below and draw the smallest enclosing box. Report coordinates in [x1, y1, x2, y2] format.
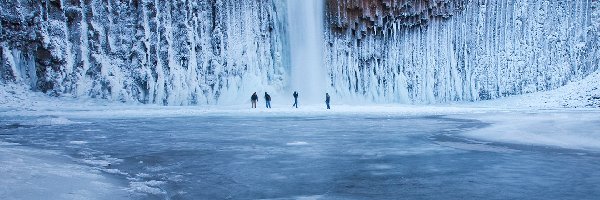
[264, 92, 272, 108]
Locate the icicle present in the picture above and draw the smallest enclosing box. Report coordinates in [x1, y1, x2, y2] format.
[74, 0, 92, 97]
[1, 44, 20, 82]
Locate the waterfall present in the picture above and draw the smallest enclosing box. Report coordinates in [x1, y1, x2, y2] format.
[287, 0, 326, 104]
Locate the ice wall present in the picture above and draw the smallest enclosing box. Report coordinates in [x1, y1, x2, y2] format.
[1, 0, 599, 105]
[1, 0, 288, 105]
[325, 0, 600, 103]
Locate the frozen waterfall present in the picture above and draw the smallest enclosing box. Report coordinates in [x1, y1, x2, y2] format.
[0, 0, 289, 105]
[0, 0, 599, 105]
[287, 0, 327, 104]
[324, 0, 599, 103]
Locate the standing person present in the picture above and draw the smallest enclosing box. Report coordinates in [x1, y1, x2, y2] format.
[264, 92, 272, 108]
[251, 92, 258, 108]
[292, 91, 299, 108]
[325, 93, 331, 109]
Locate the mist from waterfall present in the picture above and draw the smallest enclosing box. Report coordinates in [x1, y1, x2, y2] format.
[287, 0, 326, 104]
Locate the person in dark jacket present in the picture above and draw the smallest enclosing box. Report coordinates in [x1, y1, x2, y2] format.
[251, 92, 258, 108]
[325, 93, 331, 109]
[264, 92, 272, 108]
[292, 91, 299, 108]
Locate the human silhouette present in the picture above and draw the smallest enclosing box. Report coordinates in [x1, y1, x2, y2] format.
[292, 91, 299, 108]
[264, 92, 272, 108]
[251, 92, 258, 108]
[325, 93, 330, 109]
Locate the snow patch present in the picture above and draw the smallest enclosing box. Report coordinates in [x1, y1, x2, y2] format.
[128, 180, 166, 195]
[295, 195, 325, 200]
[82, 159, 113, 167]
[38, 117, 75, 125]
[135, 173, 151, 178]
[21, 116, 77, 126]
[0, 145, 128, 199]
[69, 141, 89, 145]
[286, 141, 309, 146]
[367, 164, 394, 170]
[101, 168, 128, 176]
[80, 155, 123, 168]
[478, 71, 600, 109]
[458, 112, 600, 151]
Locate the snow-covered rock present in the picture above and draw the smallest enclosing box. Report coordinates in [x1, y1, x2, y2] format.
[479, 71, 600, 109]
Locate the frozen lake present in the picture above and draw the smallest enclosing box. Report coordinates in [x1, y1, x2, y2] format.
[1, 111, 600, 199]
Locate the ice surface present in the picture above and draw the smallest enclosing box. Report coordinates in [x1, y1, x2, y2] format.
[458, 111, 600, 151]
[0, 142, 129, 200]
[2, 105, 600, 199]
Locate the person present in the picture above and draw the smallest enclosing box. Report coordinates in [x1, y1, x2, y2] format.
[325, 93, 331, 109]
[251, 92, 258, 108]
[292, 91, 299, 108]
[264, 92, 272, 108]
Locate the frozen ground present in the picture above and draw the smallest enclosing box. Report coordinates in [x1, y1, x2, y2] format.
[1, 74, 600, 199]
[0, 141, 130, 200]
[474, 71, 600, 109]
[1, 109, 599, 200]
[458, 111, 600, 152]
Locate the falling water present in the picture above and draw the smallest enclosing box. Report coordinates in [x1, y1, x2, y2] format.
[287, 0, 326, 104]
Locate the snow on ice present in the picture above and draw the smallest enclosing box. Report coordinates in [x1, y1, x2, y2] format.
[0, 142, 129, 200]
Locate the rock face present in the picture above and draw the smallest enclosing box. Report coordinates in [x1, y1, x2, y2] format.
[324, 0, 600, 103]
[1, 0, 288, 105]
[327, 0, 466, 34]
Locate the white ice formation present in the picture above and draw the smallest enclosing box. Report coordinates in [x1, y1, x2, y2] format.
[1, 0, 598, 105]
